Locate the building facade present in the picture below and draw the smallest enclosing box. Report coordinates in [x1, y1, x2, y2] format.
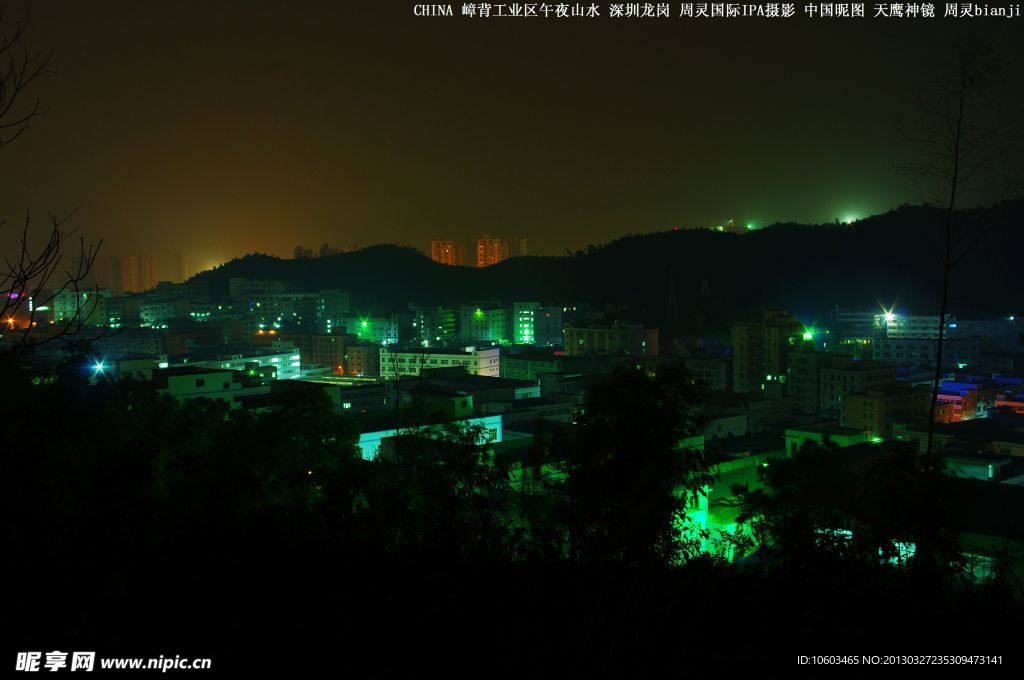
[819, 361, 898, 419]
[475, 235, 508, 268]
[430, 240, 463, 266]
[731, 310, 807, 393]
[379, 347, 500, 380]
[563, 321, 658, 357]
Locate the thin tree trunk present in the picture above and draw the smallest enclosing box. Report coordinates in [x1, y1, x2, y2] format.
[926, 79, 966, 457]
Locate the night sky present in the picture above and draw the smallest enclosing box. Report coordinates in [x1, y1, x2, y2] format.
[1, 1, 1021, 275]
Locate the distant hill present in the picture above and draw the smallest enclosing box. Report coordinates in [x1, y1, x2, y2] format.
[191, 201, 1024, 334]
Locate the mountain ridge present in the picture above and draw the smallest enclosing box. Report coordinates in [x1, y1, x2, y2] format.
[191, 201, 1024, 333]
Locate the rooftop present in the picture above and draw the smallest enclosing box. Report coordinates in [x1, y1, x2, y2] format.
[787, 422, 868, 437]
[381, 346, 496, 356]
[919, 418, 1024, 445]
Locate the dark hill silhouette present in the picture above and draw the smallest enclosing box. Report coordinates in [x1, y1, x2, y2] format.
[192, 201, 1023, 332]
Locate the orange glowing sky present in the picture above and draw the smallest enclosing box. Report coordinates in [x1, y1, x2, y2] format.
[1, 1, 1022, 278]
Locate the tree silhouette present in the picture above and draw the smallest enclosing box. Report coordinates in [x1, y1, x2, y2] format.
[897, 41, 1023, 454]
[1, 7, 101, 354]
[364, 421, 514, 560]
[564, 363, 712, 566]
[734, 440, 965, 586]
[0, 5, 50, 148]
[733, 440, 854, 576]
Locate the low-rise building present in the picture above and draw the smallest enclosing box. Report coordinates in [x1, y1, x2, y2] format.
[459, 305, 511, 343]
[786, 350, 850, 415]
[345, 342, 380, 377]
[355, 413, 503, 461]
[339, 314, 400, 345]
[379, 346, 500, 380]
[784, 424, 872, 456]
[563, 321, 658, 357]
[683, 355, 732, 392]
[281, 377, 388, 415]
[872, 335, 981, 369]
[175, 347, 303, 380]
[153, 366, 269, 409]
[897, 416, 1024, 458]
[819, 360, 898, 419]
[842, 384, 933, 438]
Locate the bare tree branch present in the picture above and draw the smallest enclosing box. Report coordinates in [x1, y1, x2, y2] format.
[0, 6, 52, 148]
[898, 41, 1023, 457]
[0, 7, 105, 358]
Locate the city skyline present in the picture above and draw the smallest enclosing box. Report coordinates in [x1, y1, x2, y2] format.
[5, 3, 1024, 669]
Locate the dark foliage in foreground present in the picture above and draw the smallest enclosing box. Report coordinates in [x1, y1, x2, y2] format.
[4, 356, 1022, 672]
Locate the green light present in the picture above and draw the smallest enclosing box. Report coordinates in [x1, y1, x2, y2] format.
[870, 436, 884, 444]
[802, 331, 813, 341]
[745, 223, 755, 230]
[361, 320, 368, 328]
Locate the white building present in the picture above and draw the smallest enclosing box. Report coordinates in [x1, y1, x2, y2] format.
[153, 367, 269, 409]
[356, 414, 503, 460]
[379, 346, 500, 380]
[876, 312, 955, 339]
[183, 348, 303, 380]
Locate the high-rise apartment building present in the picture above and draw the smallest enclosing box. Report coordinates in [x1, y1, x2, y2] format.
[475, 235, 508, 268]
[113, 255, 155, 293]
[430, 240, 463, 266]
[170, 253, 188, 283]
[92, 255, 120, 293]
[509, 237, 528, 257]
